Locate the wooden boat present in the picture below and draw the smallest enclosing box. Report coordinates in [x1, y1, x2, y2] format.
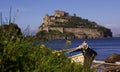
[66, 41, 97, 67]
[69, 53, 84, 65]
[65, 41, 120, 71]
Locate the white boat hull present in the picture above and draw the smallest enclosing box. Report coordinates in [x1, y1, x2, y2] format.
[69, 53, 84, 65]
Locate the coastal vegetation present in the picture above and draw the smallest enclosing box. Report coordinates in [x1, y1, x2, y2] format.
[0, 23, 94, 72]
[36, 30, 74, 40]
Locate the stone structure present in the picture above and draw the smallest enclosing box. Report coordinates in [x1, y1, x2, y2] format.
[38, 10, 112, 39]
[54, 10, 69, 17]
[39, 10, 70, 32]
[42, 10, 69, 26]
[38, 26, 110, 39]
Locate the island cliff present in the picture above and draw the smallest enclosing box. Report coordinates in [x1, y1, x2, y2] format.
[37, 10, 112, 39]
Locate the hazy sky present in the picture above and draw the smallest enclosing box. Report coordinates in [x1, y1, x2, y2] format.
[0, 0, 120, 35]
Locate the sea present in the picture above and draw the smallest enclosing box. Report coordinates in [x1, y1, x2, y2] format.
[40, 37, 120, 60]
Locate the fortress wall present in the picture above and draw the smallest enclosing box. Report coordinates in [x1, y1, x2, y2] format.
[64, 28, 76, 33]
[64, 28, 102, 38]
[49, 27, 64, 33]
[38, 27, 102, 38]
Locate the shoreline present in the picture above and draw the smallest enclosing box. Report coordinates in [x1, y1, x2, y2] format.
[92, 60, 120, 72]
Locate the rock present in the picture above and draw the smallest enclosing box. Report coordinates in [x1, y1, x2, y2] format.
[105, 53, 120, 63]
[104, 66, 120, 72]
[37, 10, 112, 39]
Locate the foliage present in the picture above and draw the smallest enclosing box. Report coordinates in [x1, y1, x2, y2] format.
[65, 39, 71, 45]
[0, 38, 94, 72]
[0, 23, 94, 72]
[48, 15, 109, 32]
[35, 30, 74, 40]
[0, 23, 23, 40]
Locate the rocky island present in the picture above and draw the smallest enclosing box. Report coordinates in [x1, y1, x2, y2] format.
[37, 10, 112, 39]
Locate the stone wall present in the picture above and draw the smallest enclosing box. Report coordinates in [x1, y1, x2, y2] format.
[49, 27, 64, 33]
[38, 27, 102, 38]
[54, 10, 69, 17]
[64, 28, 102, 38]
[42, 10, 69, 25]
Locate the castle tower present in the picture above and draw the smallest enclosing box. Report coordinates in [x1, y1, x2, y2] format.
[54, 10, 69, 17]
[43, 14, 50, 24]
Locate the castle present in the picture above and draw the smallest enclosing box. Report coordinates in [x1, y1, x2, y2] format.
[38, 10, 112, 39]
[42, 10, 69, 27]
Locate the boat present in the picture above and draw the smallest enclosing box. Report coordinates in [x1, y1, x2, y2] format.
[67, 41, 120, 71]
[66, 41, 97, 67]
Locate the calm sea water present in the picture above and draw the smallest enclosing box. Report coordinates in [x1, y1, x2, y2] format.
[41, 37, 120, 60]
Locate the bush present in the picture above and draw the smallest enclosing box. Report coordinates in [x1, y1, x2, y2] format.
[0, 37, 94, 72]
[0, 24, 93, 72]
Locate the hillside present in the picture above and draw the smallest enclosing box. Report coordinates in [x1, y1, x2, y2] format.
[37, 10, 112, 39]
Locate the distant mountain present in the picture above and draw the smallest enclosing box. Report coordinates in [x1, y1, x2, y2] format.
[113, 34, 120, 37]
[37, 10, 112, 39]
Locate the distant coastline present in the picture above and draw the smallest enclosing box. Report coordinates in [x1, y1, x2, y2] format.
[113, 34, 120, 37]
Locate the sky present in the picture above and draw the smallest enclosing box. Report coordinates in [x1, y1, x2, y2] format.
[0, 0, 120, 35]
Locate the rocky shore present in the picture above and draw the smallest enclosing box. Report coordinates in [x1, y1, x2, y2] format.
[105, 53, 120, 63]
[104, 54, 120, 72]
[93, 54, 120, 72]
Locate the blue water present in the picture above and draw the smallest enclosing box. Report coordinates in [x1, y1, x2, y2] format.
[41, 37, 120, 60]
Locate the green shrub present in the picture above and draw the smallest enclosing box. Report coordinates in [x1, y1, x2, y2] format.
[0, 37, 94, 72]
[0, 24, 93, 72]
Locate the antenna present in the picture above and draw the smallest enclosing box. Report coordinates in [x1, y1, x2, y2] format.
[13, 9, 19, 23]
